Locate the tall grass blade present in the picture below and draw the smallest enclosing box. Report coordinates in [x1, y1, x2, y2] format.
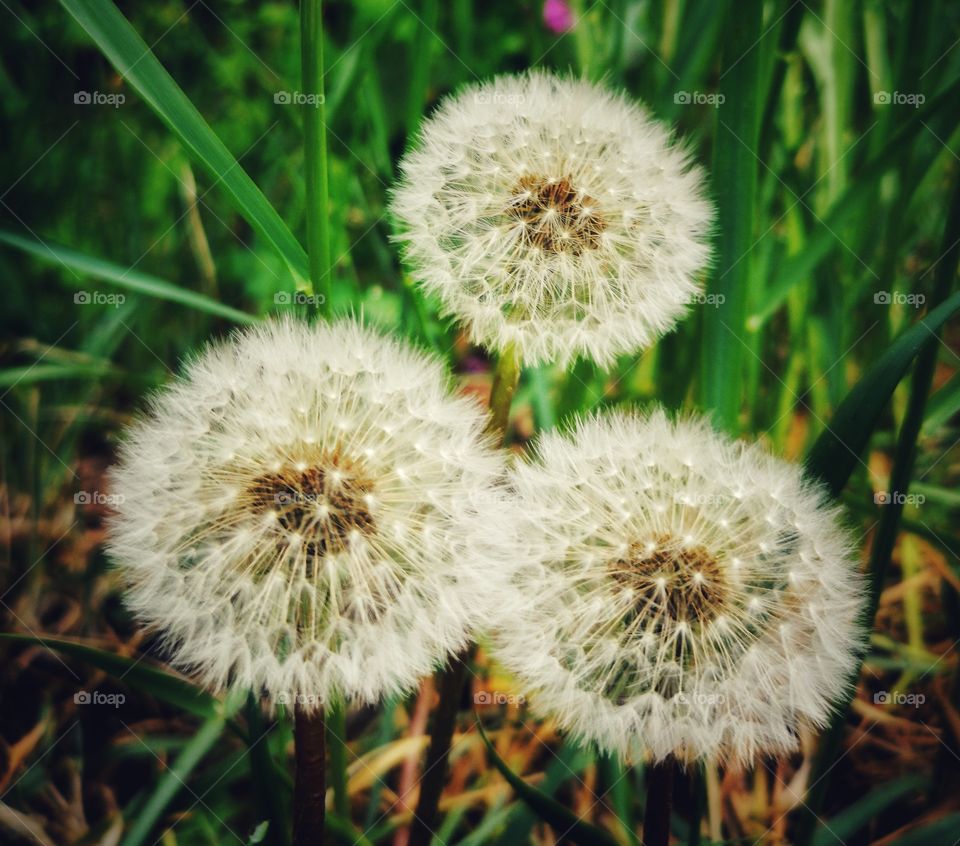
[700, 1, 763, 433]
[59, 0, 309, 286]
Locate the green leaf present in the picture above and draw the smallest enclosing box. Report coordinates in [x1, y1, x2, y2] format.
[244, 698, 291, 846]
[700, 1, 764, 433]
[477, 723, 619, 846]
[809, 774, 929, 846]
[0, 363, 117, 388]
[881, 813, 960, 846]
[120, 693, 243, 846]
[0, 230, 258, 324]
[247, 821, 271, 845]
[0, 632, 218, 719]
[803, 290, 960, 497]
[749, 75, 960, 329]
[923, 371, 960, 434]
[58, 0, 309, 287]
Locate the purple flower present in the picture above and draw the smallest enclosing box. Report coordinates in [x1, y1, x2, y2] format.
[543, 0, 574, 34]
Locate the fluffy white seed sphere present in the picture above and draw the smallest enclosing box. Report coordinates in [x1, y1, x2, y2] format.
[491, 410, 864, 766]
[107, 318, 512, 711]
[390, 70, 713, 367]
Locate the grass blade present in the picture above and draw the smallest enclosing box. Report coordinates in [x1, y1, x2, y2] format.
[803, 290, 960, 497]
[0, 230, 258, 324]
[0, 632, 218, 719]
[700, 0, 763, 433]
[300, 0, 332, 307]
[58, 0, 309, 287]
[796, 177, 960, 846]
[922, 371, 960, 434]
[478, 723, 619, 846]
[119, 695, 241, 846]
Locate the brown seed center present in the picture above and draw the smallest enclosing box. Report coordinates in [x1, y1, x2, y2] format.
[506, 174, 606, 255]
[609, 535, 727, 626]
[247, 451, 376, 558]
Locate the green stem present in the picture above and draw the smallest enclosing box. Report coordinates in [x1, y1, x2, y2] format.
[794, 174, 960, 846]
[700, 0, 763, 434]
[293, 705, 326, 846]
[326, 700, 350, 819]
[487, 344, 521, 440]
[300, 0, 332, 311]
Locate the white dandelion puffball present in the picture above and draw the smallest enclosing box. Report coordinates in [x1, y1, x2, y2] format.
[108, 318, 511, 711]
[390, 71, 713, 366]
[492, 410, 864, 765]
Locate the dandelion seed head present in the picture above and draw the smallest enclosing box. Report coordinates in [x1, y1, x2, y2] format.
[390, 71, 713, 366]
[107, 318, 513, 711]
[489, 409, 864, 765]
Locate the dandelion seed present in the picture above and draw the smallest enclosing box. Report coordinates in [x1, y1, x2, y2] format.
[489, 409, 864, 765]
[391, 71, 713, 366]
[108, 318, 511, 711]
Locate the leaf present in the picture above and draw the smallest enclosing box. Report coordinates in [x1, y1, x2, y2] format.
[0, 363, 117, 388]
[58, 0, 309, 287]
[749, 75, 960, 329]
[476, 723, 619, 846]
[0, 230, 258, 324]
[247, 822, 270, 845]
[923, 371, 960, 434]
[809, 774, 929, 846]
[119, 693, 243, 846]
[803, 290, 960, 496]
[700, 0, 764, 433]
[881, 813, 960, 846]
[0, 633, 218, 719]
[244, 698, 291, 846]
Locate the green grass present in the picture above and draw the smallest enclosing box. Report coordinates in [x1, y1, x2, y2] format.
[2, 1, 960, 844]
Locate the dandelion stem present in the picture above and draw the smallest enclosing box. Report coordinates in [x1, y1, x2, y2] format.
[300, 0, 332, 310]
[410, 346, 518, 845]
[487, 343, 521, 439]
[326, 701, 350, 819]
[293, 705, 326, 846]
[642, 757, 675, 846]
[408, 653, 470, 846]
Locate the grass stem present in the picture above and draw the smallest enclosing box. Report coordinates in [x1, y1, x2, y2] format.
[300, 0, 332, 310]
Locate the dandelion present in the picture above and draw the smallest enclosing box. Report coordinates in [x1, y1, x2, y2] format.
[107, 318, 509, 712]
[390, 70, 713, 367]
[491, 409, 864, 766]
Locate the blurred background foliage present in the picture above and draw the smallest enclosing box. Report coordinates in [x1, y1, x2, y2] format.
[2, 0, 960, 844]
